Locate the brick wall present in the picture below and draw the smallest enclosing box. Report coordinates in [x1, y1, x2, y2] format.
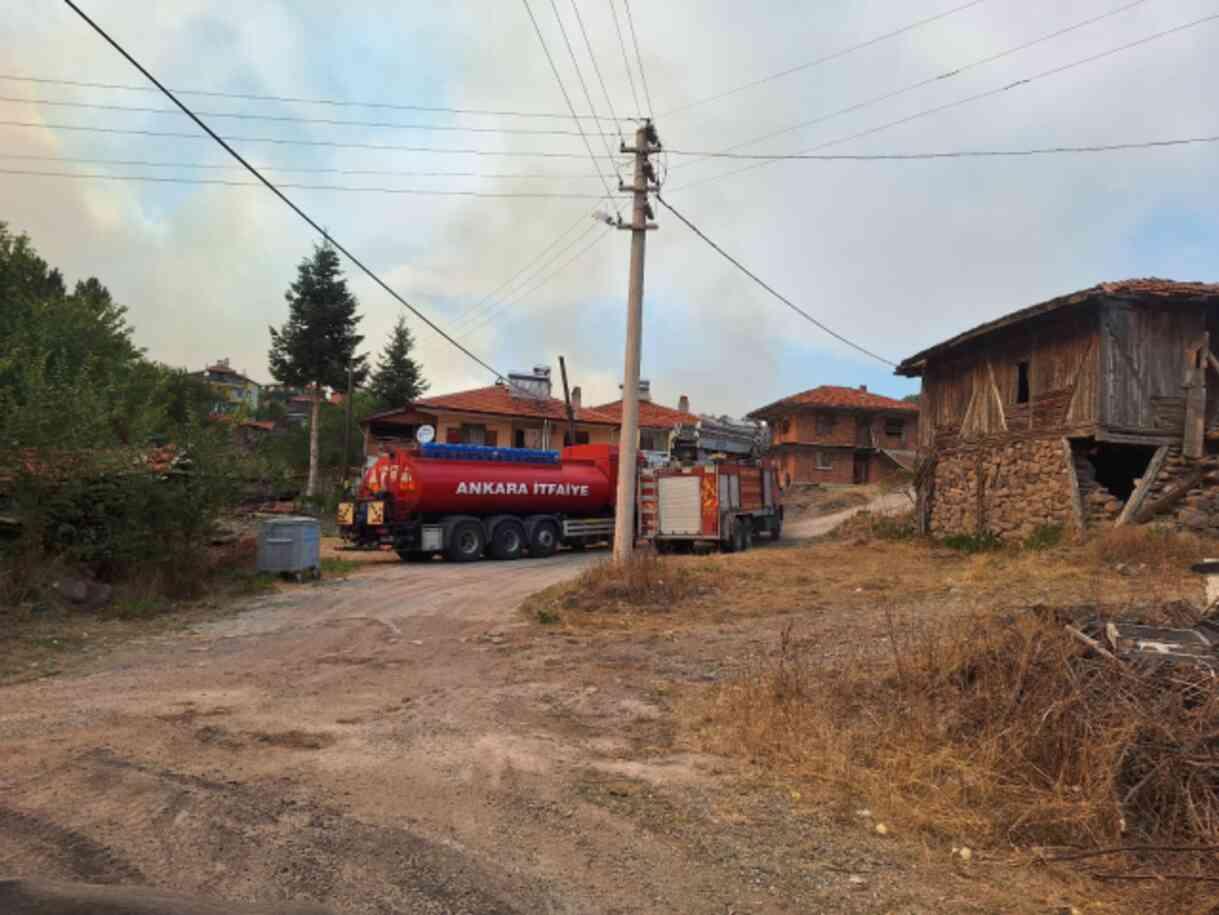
[928, 436, 1078, 539]
[770, 408, 917, 449]
[776, 446, 856, 485]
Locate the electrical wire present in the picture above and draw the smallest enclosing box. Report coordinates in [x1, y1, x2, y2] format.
[0, 118, 629, 160]
[521, 0, 620, 209]
[0, 152, 606, 180]
[663, 134, 1219, 160]
[0, 93, 621, 136]
[0, 72, 623, 121]
[661, 0, 989, 119]
[655, 194, 895, 366]
[546, 0, 623, 181]
[458, 224, 615, 341]
[570, 0, 625, 141]
[60, 0, 524, 389]
[447, 210, 597, 334]
[669, 0, 1152, 173]
[673, 10, 1219, 191]
[609, 0, 642, 115]
[622, 0, 653, 116]
[0, 167, 612, 198]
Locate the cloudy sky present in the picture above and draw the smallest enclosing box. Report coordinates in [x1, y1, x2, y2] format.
[4, 0, 1218, 416]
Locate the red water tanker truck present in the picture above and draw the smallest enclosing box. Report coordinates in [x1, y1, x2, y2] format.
[337, 443, 620, 561]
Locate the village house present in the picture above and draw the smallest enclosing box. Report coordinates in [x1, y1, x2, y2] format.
[748, 385, 918, 486]
[361, 366, 619, 455]
[896, 278, 1219, 539]
[191, 358, 260, 414]
[592, 381, 699, 453]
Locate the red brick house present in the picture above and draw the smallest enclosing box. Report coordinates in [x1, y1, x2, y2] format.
[592, 383, 699, 452]
[748, 385, 919, 485]
[361, 367, 619, 455]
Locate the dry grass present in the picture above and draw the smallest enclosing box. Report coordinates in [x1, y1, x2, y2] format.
[526, 551, 702, 622]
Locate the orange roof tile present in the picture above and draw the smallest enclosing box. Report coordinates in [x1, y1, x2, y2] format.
[374, 384, 619, 425]
[592, 399, 700, 430]
[749, 385, 918, 419]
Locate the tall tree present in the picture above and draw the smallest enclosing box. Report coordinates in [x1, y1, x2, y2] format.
[268, 241, 367, 497]
[369, 316, 428, 409]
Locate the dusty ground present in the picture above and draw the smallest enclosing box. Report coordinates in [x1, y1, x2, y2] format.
[0, 497, 1175, 914]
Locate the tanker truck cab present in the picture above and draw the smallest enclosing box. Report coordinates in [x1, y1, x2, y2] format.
[338, 443, 620, 563]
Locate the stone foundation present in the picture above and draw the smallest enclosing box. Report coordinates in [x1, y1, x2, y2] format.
[928, 437, 1078, 540]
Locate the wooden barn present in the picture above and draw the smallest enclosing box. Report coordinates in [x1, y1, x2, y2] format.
[896, 279, 1219, 539]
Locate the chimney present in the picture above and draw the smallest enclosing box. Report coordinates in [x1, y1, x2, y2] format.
[571, 385, 582, 411]
[678, 395, 690, 414]
[859, 384, 867, 392]
[621, 379, 652, 402]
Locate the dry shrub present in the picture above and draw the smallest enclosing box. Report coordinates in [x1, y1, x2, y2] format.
[694, 613, 1219, 851]
[1087, 525, 1205, 572]
[559, 552, 698, 613]
[834, 508, 918, 543]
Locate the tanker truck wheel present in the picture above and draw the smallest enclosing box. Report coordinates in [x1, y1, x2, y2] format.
[490, 520, 526, 560]
[528, 520, 559, 558]
[447, 521, 486, 562]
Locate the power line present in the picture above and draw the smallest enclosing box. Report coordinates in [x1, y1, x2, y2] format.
[661, 0, 989, 119]
[447, 210, 596, 334]
[0, 167, 612, 198]
[0, 119, 629, 159]
[0, 93, 621, 137]
[609, 0, 642, 115]
[459, 223, 614, 341]
[546, 0, 623, 180]
[570, 0, 626, 140]
[0, 152, 606, 179]
[673, 10, 1219, 192]
[655, 194, 895, 366]
[60, 0, 521, 389]
[622, 0, 653, 116]
[664, 134, 1219, 160]
[669, 0, 1152, 174]
[0, 72, 622, 121]
[521, 0, 620, 208]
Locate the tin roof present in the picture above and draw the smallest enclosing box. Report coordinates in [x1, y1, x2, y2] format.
[896, 278, 1219, 377]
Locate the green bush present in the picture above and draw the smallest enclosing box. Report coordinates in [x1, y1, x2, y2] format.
[1023, 523, 1064, 551]
[941, 531, 1002, 554]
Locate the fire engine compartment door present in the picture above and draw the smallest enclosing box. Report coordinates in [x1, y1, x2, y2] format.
[718, 473, 740, 510]
[657, 475, 702, 535]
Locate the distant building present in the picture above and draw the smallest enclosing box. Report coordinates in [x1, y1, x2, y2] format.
[192, 358, 260, 414]
[748, 385, 918, 486]
[362, 366, 619, 455]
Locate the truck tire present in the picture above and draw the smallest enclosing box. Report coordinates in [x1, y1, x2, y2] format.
[447, 520, 485, 562]
[721, 521, 739, 554]
[771, 515, 783, 541]
[741, 522, 753, 552]
[490, 519, 527, 560]
[528, 520, 560, 558]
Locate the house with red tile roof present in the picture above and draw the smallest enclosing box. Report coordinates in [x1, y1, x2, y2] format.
[592, 381, 699, 452]
[361, 366, 619, 455]
[748, 385, 919, 485]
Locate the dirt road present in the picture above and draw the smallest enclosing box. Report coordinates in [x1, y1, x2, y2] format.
[0, 547, 882, 914]
[784, 489, 912, 539]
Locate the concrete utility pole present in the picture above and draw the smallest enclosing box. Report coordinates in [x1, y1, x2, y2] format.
[342, 361, 354, 485]
[612, 120, 660, 562]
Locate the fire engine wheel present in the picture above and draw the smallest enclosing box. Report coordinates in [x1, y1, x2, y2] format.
[528, 521, 560, 558]
[447, 521, 486, 562]
[490, 520, 527, 560]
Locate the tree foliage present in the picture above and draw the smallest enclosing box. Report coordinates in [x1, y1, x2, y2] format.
[369, 315, 428, 408]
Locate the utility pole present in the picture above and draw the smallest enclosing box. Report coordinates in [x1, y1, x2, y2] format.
[342, 361, 354, 487]
[612, 120, 660, 562]
[559, 355, 577, 447]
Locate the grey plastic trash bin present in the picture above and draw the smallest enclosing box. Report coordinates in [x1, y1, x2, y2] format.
[257, 516, 321, 578]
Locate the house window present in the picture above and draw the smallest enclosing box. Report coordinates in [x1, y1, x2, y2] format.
[460, 423, 487, 444]
[884, 418, 904, 438]
[563, 430, 591, 446]
[639, 429, 667, 451]
[815, 413, 835, 435]
[816, 451, 833, 470]
[1016, 361, 1030, 404]
[514, 429, 526, 448]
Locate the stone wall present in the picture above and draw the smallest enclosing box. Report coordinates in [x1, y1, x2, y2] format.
[928, 436, 1078, 540]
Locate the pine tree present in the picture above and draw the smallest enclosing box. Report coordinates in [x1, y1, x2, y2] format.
[268, 241, 367, 497]
[369, 316, 429, 409]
